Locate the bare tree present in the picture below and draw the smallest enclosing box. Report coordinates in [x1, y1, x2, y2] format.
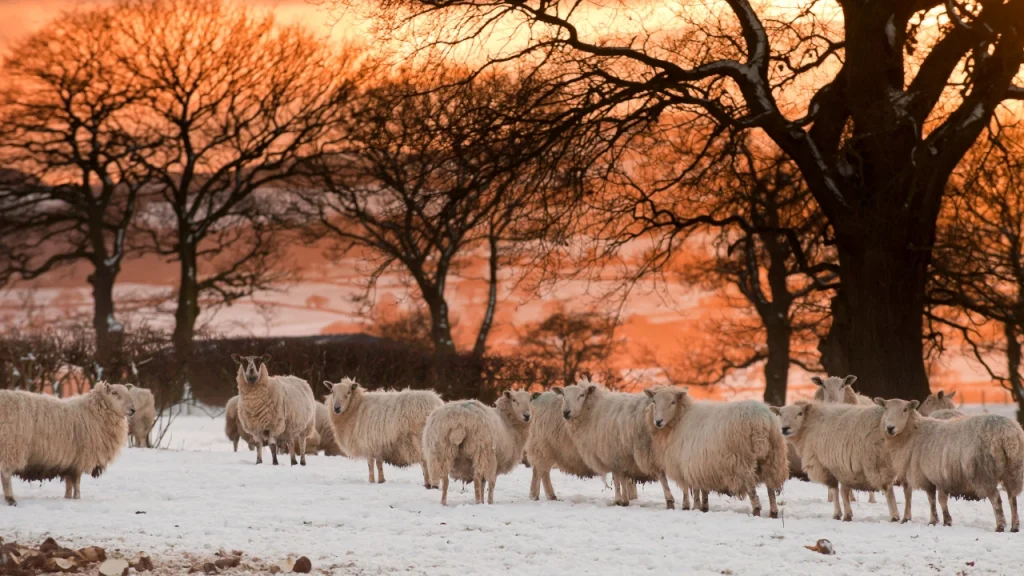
[113, 0, 353, 359]
[519, 304, 621, 387]
[0, 7, 152, 363]
[930, 125, 1024, 423]
[344, 0, 1024, 399]
[299, 68, 581, 358]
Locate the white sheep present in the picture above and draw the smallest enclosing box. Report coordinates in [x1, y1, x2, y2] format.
[127, 387, 156, 448]
[774, 400, 900, 522]
[315, 401, 344, 456]
[812, 374, 877, 504]
[646, 387, 787, 517]
[553, 379, 675, 508]
[232, 354, 316, 466]
[0, 382, 135, 505]
[918, 390, 963, 419]
[880, 398, 1024, 532]
[224, 395, 255, 452]
[525, 391, 600, 500]
[421, 390, 532, 505]
[325, 378, 442, 486]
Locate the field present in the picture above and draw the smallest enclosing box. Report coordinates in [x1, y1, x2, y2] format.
[3, 408, 1023, 575]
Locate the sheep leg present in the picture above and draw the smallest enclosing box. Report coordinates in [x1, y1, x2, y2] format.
[988, 489, 1007, 532]
[926, 487, 938, 526]
[767, 486, 779, 519]
[938, 489, 952, 526]
[269, 442, 279, 466]
[611, 473, 626, 506]
[749, 487, 762, 517]
[421, 462, 432, 489]
[376, 459, 385, 484]
[2, 469, 15, 506]
[658, 474, 675, 510]
[700, 490, 709, 513]
[1008, 491, 1019, 532]
[63, 475, 74, 499]
[901, 483, 913, 524]
[232, 438, 239, 452]
[440, 475, 449, 506]
[367, 459, 376, 483]
[541, 469, 557, 501]
[867, 491, 875, 504]
[298, 437, 307, 467]
[290, 441, 299, 466]
[487, 473, 496, 505]
[628, 480, 638, 501]
[828, 485, 841, 520]
[884, 484, 899, 523]
[681, 485, 691, 510]
[473, 475, 483, 504]
[840, 485, 854, 522]
[255, 440, 264, 465]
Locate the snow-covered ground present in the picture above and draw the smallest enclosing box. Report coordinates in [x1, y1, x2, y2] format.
[3, 410, 1024, 575]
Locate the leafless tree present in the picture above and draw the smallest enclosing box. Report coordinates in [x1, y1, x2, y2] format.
[519, 304, 622, 387]
[112, 0, 354, 359]
[340, 0, 1024, 399]
[0, 7, 153, 363]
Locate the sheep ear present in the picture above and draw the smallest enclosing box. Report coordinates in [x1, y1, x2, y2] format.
[936, 390, 944, 399]
[947, 390, 957, 400]
[811, 376, 824, 387]
[260, 353, 272, 364]
[323, 381, 334, 391]
[585, 385, 597, 395]
[551, 387, 563, 396]
[503, 390, 512, 399]
[842, 375, 857, 388]
[126, 383, 134, 390]
[350, 382, 359, 392]
[769, 406, 781, 416]
[873, 397, 886, 407]
[643, 389, 655, 399]
[909, 400, 920, 411]
[679, 386, 689, 394]
[231, 353, 241, 364]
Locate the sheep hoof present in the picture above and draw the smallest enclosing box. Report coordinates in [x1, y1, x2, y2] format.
[666, 501, 675, 510]
[614, 500, 629, 507]
[842, 515, 852, 522]
[1011, 526, 1019, 533]
[700, 507, 709, 513]
[943, 519, 952, 527]
[5, 497, 15, 507]
[752, 508, 761, 517]
[996, 525, 1005, 533]
[890, 517, 899, 523]
[770, 511, 778, 519]
[377, 478, 385, 484]
[928, 520, 937, 526]
[832, 513, 842, 521]
[547, 496, 558, 501]
[900, 518, 911, 524]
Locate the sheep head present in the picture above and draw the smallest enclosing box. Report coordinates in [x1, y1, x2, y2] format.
[811, 375, 857, 403]
[552, 381, 597, 421]
[644, 386, 688, 429]
[775, 402, 811, 439]
[879, 398, 919, 437]
[232, 353, 271, 385]
[324, 377, 360, 415]
[919, 390, 957, 416]
[94, 381, 137, 418]
[498, 389, 533, 424]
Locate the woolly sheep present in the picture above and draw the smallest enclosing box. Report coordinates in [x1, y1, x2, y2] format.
[422, 391, 532, 505]
[127, 387, 156, 448]
[554, 379, 674, 508]
[773, 401, 900, 522]
[0, 382, 135, 506]
[919, 390, 963, 419]
[813, 374, 877, 503]
[880, 398, 1024, 532]
[525, 391, 600, 501]
[646, 387, 787, 517]
[224, 395, 256, 452]
[315, 401, 344, 456]
[325, 378, 442, 485]
[232, 354, 316, 466]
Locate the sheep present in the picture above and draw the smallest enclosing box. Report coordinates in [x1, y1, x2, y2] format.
[553, 379, 674, 508]
[325, 378, 442, 486]
[0, 382, 135, 506]
[645, 387, 787, 517]
[127, 387, 156, 448]
[812, 375, 873, 405]
[773, 400, 900, 522]
[315, 401, 344, 456]
[919, 390, 963, 419]
[525, 391, 601, 501]
[879, 398, 1024, 532]
[224, 395, 255, 452]
[232, 353, 316, 466]
[421, 390, 532, 505]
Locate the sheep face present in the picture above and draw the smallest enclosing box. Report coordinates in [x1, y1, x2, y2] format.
[776, 403, 810, 438]
[879, 398, 919, 437]
[811, 375, 857, 403]
[552, 383, 596, 421]
[324, 377, 360, 415]
[500, 390, 533, 423]
[95, 381, 137, 418]
[643, 387, 687, 429]
[919, 390, 956, 416]
[232, 353, 272, 385]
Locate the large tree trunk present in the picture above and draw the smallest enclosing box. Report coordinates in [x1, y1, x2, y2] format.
[423, 289, 457, 357]
[818, 292, 851, 377]
[762, 317, 790, 406]
[88, 264, 120, 365]
[172, 242, 201, 362]
[1004, 322, 1024, 426]
[472, 235, 499, 359]
[833, 241, 932, 400]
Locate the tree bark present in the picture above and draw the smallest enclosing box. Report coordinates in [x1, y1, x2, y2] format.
[88, 264, 120, 365]
[834, 240, 932, 400]
[172, 241, 201, 362]
[762, 317, 791, 406]
[1004, 322, 1024, 426]
[472, 235, 500, 359]
[818, 292, 851, 377]
[423, 289, 457, 357]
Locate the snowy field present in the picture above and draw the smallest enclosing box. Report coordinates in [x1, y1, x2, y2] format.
[3, 410, 1024, 575]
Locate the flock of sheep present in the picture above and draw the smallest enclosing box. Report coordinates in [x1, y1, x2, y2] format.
[1, 353, 1022, 535]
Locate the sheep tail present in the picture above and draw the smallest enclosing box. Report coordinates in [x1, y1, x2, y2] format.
[763, 423, 789, 491]
[1000, 425, 1024, 496]
[448, 427, 466, 446]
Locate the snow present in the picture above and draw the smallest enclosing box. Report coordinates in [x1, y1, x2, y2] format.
[4, 412, 1024, 575]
